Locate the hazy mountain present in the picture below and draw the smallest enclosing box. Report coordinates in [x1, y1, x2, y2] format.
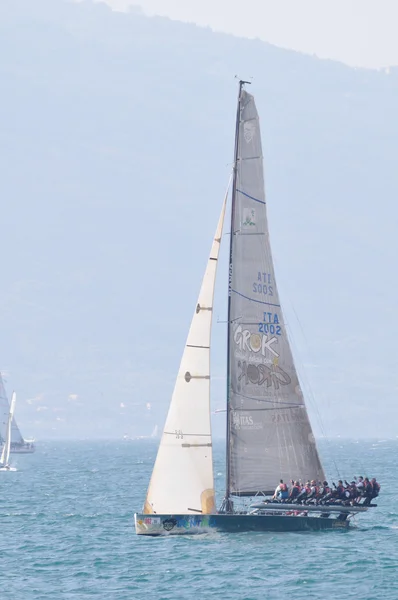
[1, 0, 397, 439]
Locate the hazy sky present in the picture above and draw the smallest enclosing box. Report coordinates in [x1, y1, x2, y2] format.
[3, 0, 398, 439]
[99, 0, 398, 69]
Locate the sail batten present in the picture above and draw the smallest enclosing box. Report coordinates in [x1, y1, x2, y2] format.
[226, 88, 325, 497]
[143, 187, 229, 515]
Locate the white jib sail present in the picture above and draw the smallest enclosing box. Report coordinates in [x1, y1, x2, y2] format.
[0, 391, 16, 466]
[143, 189, 228, 515]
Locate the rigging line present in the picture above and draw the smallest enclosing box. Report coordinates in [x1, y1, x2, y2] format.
[273, 257, 341, 479]
[284, 316, 341, 479]
[273, 264, 328, 419]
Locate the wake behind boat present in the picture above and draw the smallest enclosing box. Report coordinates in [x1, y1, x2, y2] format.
[0, 391, 17, 472]
[134, 82, 378, 536]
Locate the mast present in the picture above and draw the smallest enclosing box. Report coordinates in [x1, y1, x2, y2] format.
[224, 80, 250, 511]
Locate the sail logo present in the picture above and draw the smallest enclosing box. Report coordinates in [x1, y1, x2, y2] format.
[242, 208, 255, 228]
[243, 121, 255, 143]
[234, 325, 279, 357]
[162, 518, 177, 532]
[271, 407, 304, 424]
[231, 411, 262, 430]
[238, 360, 291, 390]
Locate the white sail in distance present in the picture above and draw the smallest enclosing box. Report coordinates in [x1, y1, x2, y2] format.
[143, 187, 229, 515]
[0, 374, 10, 442]
[0, 392, 16, 466]
[0, 373, 24, 445]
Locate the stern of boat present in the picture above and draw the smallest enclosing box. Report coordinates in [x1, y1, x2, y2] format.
[134, 513, 216, 536]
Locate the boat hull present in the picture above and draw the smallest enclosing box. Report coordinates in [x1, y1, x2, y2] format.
[134, 513, 349, 536]
[10, 444, 35, 454]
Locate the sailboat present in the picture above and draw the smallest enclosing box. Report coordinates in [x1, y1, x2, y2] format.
[0, 391, 17, 471]
[0, 374, 35, 453]
[135, 82, 374, 535]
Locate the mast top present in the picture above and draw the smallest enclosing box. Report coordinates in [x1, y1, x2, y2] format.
[235, 76, 252, 88]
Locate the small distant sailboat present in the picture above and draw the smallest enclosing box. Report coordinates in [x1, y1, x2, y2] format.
[0, 391, 17, 471]
[10, 419, 35, 453]
[135, 82, 375, 535]
[123, 425, 159, 441]
[0, 374, 35, 454]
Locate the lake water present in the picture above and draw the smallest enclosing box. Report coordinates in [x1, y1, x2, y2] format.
[0, 439, 396, 599]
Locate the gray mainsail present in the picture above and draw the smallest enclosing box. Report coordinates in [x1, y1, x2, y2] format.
[11, 416, 25, 445]
[226, 86, 324, 497]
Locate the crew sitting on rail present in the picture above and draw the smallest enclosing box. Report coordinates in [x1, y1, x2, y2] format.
[273, 479, 289, 500]
[295, 481, 311, 503]
[319, 481, 331, 499]
[355, 476, 365, 493]
[288, 481, 301, 501]
[304, 480, 319, 502]
[271, 476, 379, 506]
[371, 478, 380, 499]
[362, 477, 376, 505]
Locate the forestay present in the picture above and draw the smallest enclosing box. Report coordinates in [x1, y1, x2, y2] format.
[143, 191, 228, 515]
[227, 90, 324, 496]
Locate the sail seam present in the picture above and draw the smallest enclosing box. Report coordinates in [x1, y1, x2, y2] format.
[235, 392, 304, 406]
[236, 189, 265, 205]
[232, 406, 303, 412]
[231, 289, 281, 307]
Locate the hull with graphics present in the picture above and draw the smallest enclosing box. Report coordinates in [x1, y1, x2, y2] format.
[134, 513, 350, 536]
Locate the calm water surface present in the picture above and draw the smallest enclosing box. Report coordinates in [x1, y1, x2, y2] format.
[0, 439, 396, 599]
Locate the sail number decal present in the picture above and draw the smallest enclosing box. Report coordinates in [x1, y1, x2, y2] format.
[258, 323, 281, 335]
[175, 430, 184, 439]
[252, 272, 273, 295]
[258, 312, 281, 336]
